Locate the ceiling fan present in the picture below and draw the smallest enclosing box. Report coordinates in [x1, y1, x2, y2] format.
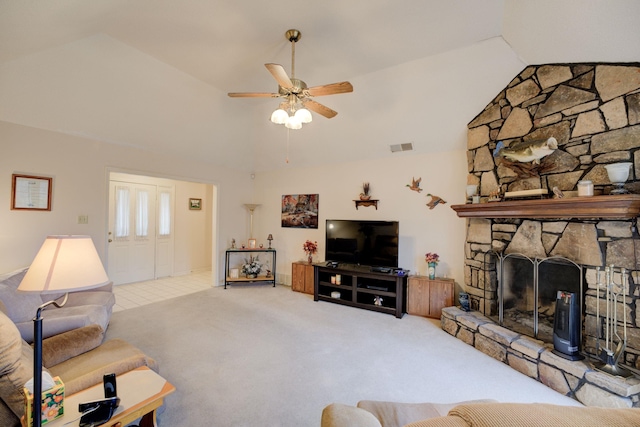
[228, 29, 353, 129]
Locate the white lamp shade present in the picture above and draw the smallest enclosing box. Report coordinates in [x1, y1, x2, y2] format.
[270, 109, 289, 124]
[18, 235, 109, 294]
[285, 115, 302, 130]
[294, 108, 312, 124]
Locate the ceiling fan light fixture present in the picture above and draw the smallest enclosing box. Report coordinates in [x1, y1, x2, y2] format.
[294, 108, 312, 124]
[270, 108, 289, 124]
[285, 115, 302, 130]
[229, 29, 353, 129]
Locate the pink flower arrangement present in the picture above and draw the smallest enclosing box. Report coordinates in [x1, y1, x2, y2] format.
[425, 252, 439, 264]
[303, 240, 318, 255]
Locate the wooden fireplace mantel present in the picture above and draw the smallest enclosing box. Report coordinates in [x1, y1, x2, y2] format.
[450, 194, 640, 219]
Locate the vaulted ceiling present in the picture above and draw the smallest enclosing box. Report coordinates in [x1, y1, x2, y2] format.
[1, 1, 639, 172]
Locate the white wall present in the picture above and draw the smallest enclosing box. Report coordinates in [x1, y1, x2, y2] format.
[174, 180, 213, 275]
[252, 149, 468, 291]
[0, 120, 251, 285]
[503, 0, 640, 64]
[0, 34, 255, 171]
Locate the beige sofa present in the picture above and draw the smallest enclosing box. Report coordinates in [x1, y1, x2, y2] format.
[0, 301, 157, 427]
[0, 268, 115, 342]
[321, 400, 640, 427]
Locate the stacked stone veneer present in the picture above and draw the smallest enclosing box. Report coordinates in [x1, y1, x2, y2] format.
[461, 65, 640, 377]
[442, 306, 640, 407]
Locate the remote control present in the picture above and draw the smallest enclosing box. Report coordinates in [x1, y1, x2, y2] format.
[103, 373, 117, 398]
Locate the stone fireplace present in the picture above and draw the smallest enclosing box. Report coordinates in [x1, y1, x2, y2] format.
[444, 63, 640, 407]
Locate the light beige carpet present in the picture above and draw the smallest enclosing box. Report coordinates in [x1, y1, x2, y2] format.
[105, 284, 579, 426]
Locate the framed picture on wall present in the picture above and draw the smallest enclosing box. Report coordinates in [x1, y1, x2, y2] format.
[189, 198, 202, 210]
[11, 174, 53, 211]
[281, 194, 319, 228]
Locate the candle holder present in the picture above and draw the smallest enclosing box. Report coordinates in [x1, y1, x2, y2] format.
[604, 162, 632, 195]
[466, 184, 478, 202]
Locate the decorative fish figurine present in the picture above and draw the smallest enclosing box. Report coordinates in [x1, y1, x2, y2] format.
[493, 137, 558, 164]
[406, 177, 422, 192]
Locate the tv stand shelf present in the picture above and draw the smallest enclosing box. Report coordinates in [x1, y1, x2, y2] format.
[314, 264, 407, 318]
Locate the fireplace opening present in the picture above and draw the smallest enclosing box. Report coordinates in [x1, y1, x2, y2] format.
[493, 254, 584, 344]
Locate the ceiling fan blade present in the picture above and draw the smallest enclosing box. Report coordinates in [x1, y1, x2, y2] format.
[306, 81, 353, 97]
[228, 92, 279, 98]
[265, 63, 294, 90]
[303, 99, 338, 119]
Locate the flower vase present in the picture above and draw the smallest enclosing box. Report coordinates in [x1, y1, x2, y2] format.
[246, 273, 257, 279]
[428, 262, 436, 280]
[308, 255, 313, 264]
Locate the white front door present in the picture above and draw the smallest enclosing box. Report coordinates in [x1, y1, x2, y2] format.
[155, 185, 175, 279]
[108, 181, 157, 285]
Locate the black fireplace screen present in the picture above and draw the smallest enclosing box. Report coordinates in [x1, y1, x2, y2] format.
[495, 254, 583, 343]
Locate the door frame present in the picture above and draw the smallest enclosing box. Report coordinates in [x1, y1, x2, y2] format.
[104, 168, 218, 285]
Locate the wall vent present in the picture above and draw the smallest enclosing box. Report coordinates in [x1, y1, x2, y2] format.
[390, 142, 413, 153]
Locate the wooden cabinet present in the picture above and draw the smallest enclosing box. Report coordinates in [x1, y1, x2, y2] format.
[407, 276, 454, 318]
[292, 262, 314, 294]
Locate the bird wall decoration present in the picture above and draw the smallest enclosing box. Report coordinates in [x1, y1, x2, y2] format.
[426, 194, 447, 209]
[406, 177, 422, 193]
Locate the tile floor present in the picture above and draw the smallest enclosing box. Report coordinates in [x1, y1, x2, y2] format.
[112, 270, 213, 312]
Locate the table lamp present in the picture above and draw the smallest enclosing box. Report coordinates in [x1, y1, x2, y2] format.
[18, 235, 109, 426]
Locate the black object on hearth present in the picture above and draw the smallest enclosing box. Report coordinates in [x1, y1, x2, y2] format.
[552, 291, 584, 361]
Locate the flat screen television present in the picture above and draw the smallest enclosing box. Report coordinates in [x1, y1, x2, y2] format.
[325, 219, 399, 268]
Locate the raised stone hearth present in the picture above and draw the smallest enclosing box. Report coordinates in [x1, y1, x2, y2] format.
[442, 306, 640, 408]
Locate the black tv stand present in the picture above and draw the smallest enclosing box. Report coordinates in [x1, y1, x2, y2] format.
[370, 266, 392, 273]
[314, 264, 407, 318]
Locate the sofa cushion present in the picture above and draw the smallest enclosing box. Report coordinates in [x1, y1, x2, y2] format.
[404, 417, 469, 427]
[0, 268, 42, 323]
[322, 403, 382, 427]
[0, 268, 29, 282]
[45, 282, 114, 303]
[49, 339, 159, 396]
[0, 308, 49, 419]
[41, 324, 105, 368]
[447, 402, 640, 427]
[404, 416, 469, 427]
[357, 400, 497, 427]
[17, 304, 110, 343]
[63, 290, 115, 308]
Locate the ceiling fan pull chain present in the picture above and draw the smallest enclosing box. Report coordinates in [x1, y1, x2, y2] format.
[286, 128, 290, 163]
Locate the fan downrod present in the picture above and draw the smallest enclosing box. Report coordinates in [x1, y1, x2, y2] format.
[285, 29, 301, 43]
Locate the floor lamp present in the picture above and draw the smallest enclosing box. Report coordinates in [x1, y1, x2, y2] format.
[18, 235, 109, 426]
[243, 204, 261, 238]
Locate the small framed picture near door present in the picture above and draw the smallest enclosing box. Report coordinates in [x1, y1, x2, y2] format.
[11, 174, 53, 211]
[248, 239, 257, 249]
[189, 198, 202, 210]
